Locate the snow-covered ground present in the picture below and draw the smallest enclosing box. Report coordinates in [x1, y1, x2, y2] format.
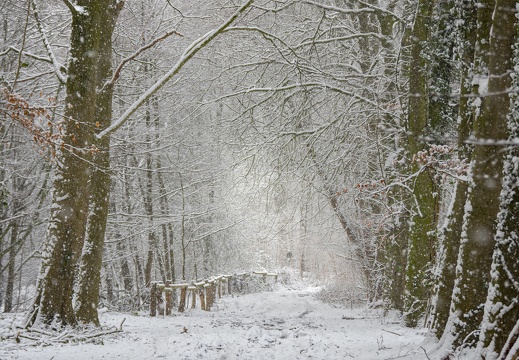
[1, 286, 429, 360]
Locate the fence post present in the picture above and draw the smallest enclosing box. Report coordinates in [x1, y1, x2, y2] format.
[178, 285, 187, 313]
[150, 271, 279, 316]
[189, 283, 197, 309]
[204, 281, 212, 311]
[199, 286, 206, 311]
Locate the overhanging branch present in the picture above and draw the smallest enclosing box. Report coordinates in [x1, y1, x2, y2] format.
[102, 29, 183, 92]
[96, 0, 254, 140]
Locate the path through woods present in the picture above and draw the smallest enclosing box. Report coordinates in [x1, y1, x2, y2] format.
[2, 286, 427, 359]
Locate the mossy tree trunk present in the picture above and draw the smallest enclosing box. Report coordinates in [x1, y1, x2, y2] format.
[428, 0, 477, 337]
[445, 0, 514, 351]
[476, 3, 518, 358]
[403, 0, 437, 328]
[33, 0, 121, 327]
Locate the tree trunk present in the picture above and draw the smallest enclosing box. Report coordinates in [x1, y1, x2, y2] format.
[142, 96, 156, 286]
[477, 2, 518, 357]
[117, 237, 133, 292]
[33, 0, 120, 327]
[3, 220, 18, 312]
[445, 0, 513, 350]
[428, 0, 477, 337]
[74, 123, 112, 324]
[103, 254, 114, 305]
[73, 4, 116, 321]
[403, 0, 436, 328]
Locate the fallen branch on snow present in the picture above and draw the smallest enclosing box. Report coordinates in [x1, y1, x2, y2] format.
[7, 322, 125, 346]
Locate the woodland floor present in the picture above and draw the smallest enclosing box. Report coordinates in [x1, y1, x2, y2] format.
[0, 285, 431, 360]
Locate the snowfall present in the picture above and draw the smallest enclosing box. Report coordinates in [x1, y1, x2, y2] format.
[0, 284, 435, 360]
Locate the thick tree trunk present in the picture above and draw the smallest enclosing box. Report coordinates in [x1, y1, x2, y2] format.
[445, 0, 513, 350]
[33, 0, 120, 327]
[429, 0, 477, 337]
[477, 3, 518, 357]
[478, 133, 519, 359]
[73, 3, 116, 323]
[74, 147, 111, 325]
[403, 0, 436, 328]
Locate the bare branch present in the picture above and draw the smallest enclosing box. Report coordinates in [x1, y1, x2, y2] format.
[302, 0, 375, 14]
[61, 0, 78, 15]
[12, 0, 31, 91]
[302, 0, 403, 22]
[97, 0, 255, 140]
[31, 0, 67, 84]
[102, 29, 183, 92]
[1, 46, 53, 64]
[210, 82, 386, 115]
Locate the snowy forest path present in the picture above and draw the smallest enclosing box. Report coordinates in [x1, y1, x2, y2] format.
[5, 286, 427, 360]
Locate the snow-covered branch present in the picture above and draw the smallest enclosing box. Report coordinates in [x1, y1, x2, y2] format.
[294, 32, 390, 50]
[31, 0, 67, 84]
[102, 29, 183, 92]
[96, 0, 255, 140]
[302, 0, 403, 22]
[0, 47, 55, 65]
[61, 0, 87, 16]
[211, 82, 388, 116]
[302, 0, 375, 14]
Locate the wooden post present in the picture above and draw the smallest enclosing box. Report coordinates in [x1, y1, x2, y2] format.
[218, 279, 222, 299]
[221, 278, 227, 296]
[243, 274, 248, 293]
[199, 287, 206, 311]
[189, 284, 197, 309]
[206, 282, 216, 311]
[178, 285, 187, 313]
[228, 276, 232, 295]
[150, 282, 157, 317]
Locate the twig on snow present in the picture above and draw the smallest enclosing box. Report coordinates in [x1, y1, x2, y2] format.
[421, 346, 431, 360]
[382, 329, 403, 336]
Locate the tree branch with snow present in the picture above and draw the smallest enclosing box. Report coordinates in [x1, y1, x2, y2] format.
[96, 0, 254, 140]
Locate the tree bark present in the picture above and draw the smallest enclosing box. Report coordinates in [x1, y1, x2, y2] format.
[429, 0, 477, 337]
[3, 220, 19, 312]
[445, 0, 513, 350]
[477, 2, 518, 357]
[33, 0, 120, 327]
[403, 0, 437, 328]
